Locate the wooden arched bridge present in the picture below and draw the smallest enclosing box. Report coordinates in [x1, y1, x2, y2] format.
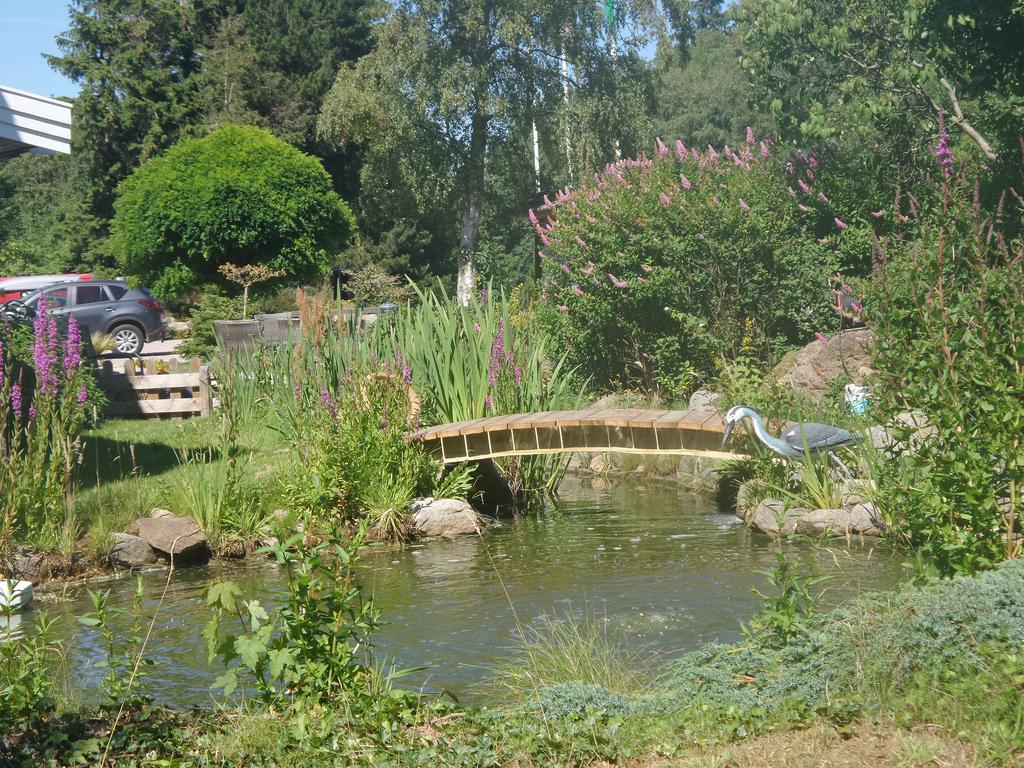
[414, 408, 743, 464]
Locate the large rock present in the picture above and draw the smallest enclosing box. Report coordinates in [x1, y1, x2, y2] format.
[11, 551, 46, 584]
[735, 479, 770, 523]
[136, 515, 210, 564]
[796, 504, 882, 537]
[411, 498, 484, 538]
[109, 533, 157, 568]
[688, 390, 722, 411]
[774, 328, 874, 404]
[750, 499, 808, 535]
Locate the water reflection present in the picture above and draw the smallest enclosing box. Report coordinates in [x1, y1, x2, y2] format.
[34, 477, 906, 707]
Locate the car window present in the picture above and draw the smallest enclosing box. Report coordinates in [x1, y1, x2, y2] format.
[36, 287, 69, 309]
[107, 285, 127, 300]
[75, 285, 107, 304]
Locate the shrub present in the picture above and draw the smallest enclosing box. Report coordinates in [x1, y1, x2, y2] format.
[868, 158, 1024, 575]
[112, 125, 356, 300]
[280, 360, 435, 540]
[535, 133, 849, 397]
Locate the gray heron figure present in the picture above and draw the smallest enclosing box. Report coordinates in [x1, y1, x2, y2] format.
[722, 405, 860, 473]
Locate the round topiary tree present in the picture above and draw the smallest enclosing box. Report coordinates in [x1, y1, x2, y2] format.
[112, 125, 356, 299]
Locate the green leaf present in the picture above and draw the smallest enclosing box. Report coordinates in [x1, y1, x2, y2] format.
[213, 669, 238, 697]
[206, 580, 242, 612]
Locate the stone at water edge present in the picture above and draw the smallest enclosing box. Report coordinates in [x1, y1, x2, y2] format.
[750, 498, 808, 535]
[137, 515, 210, 564]
[109, 533, 158, 568]
[12, 551, 46, 584]
[795, 505, 882, 537]
[411, 498, 484, 538]
[150, 508, 174, 519]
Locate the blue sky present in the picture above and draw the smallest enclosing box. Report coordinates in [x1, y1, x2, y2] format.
[0, 0, 78, 98]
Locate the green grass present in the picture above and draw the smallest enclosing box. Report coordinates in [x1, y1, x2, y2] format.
[73, 417, 292, 560]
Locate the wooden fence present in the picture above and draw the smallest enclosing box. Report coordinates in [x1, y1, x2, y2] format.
[96, 357, 212, 419]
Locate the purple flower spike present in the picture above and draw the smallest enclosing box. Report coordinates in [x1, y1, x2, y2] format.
[77, 385, 88, 405]
[64, 317, 82, 374]
[11, 383, 22, 415]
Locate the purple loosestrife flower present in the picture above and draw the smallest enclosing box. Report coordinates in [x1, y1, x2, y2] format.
[77, 385, 88, 405]
[641, 264, 653, 273]
[834, 217, 847, 229]
[294, 384, 301, 401]
[798, 178, 810, 194]
[659, 192, 671, 206]
[806, 168, 815, 181]
[787, 186, 796, 198]
[934, 114, 953, 175]
[480, 288, 488, 304]
[28, 404, 36, 420]
[474, 323, 482, 334]
[581, 261, 595, 276]
[746, 126, 755, 144]
[485, 395, 492, 411]
[817, 191, 829, 205]
[739, 199, 751, 213]
[707, 145, 719, 161]
[798, 204, 811, 212]
[808, 153, 818, 168]
[818, 237, 829, 244]
[786, 161, 794, 175]
[571, 284, 585, 297]
[679, 174, 692, 190]
[815, 332, 828, 346]
[558, 304, 569, 313]
[528, 209, 539, 227]
[675, 139, 686, 160]
[513, 367, 522, 385]
[540, 232, 550, 247]
[11, 383, 21, 415]
[0, 340, 4, 390]
[723, 144, 732, 158]
[760, 141, 770, 158]
[64, 317, 81, 374]
[538, 250, 547, 260]
[561, 262, 571, 275]
[574, 235, 586, 248]
[33, 309, 57, 396]
[655, 137, 669, 156]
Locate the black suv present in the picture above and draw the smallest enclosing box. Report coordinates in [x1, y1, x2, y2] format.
[7, 280, 166, 355]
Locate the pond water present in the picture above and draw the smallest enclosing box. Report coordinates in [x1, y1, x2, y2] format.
[25, 477, 906, 707]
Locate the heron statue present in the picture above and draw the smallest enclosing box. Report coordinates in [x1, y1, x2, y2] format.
[722, 405, 860, 474]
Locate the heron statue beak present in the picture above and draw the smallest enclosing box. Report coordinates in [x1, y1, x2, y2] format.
[722, 421, 734, 448]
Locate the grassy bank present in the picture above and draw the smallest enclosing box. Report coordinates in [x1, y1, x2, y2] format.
[5, 553, 1022, 766]
[73, 417, 292, 564]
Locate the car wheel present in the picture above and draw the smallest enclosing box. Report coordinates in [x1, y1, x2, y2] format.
[111, 324, 144, 355]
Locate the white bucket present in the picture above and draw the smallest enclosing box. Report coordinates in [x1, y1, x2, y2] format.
[0, 579, 33, 613]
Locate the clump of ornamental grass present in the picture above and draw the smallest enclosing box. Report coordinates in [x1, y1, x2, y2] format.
[490, 612, 654, 701]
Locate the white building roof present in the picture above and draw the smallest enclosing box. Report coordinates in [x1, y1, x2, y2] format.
[0, 84, 72, 157]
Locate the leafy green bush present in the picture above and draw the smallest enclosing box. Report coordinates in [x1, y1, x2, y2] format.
[176, 290, 243, 360]
[112, 125, 356, 300]
[204, 523, 384, 705]
[535, 133, 848, 397]
[868, 164, 1024, 575]
[280, 361, 435, 540]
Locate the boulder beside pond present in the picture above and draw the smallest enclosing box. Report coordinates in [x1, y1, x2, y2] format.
[411, 498, 484, 538]
[136, 514, 210, 564]
[109, 533, 157, 569]
[748, 497, 882, 538]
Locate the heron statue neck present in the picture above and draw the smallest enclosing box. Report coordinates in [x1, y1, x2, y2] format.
[736, 407, 793, 458]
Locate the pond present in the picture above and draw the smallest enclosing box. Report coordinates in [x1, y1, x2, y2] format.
[26, 477, 906, 707]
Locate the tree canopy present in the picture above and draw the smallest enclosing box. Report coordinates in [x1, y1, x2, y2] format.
[112, 125, 355, 298]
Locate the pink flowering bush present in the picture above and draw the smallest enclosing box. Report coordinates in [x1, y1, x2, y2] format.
[533, 131, 853, 396]
[1, 311, 92, 556]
